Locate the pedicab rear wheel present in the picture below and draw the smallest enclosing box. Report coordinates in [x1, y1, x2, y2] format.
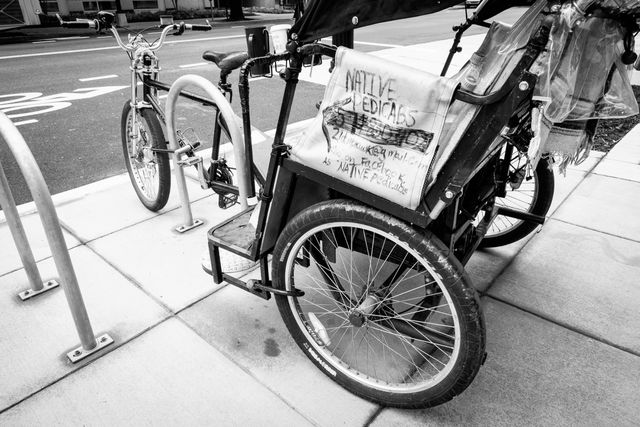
[272, 200, 486, 408]
[480, 153, 554, 248]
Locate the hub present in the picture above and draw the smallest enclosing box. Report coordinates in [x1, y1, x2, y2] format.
[348, 294, 379, 327]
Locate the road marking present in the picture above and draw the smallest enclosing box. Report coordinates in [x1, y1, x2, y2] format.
[232, 26, 245, 28]
[179, 62, 208, 68]
[319, 37, 402, 49]
[79, 74, 118, 82]
[0, 35, 244, 61]
[54, 36, 90, 40]
[167, 34, 244, 45]
[97, 36, 112, 39]
[249, 76, 267, 82]
[1, 45, 118, 60]
[158, 94, 168, 99]
[32, 40, 56, 44]
[0, 86, 127, 120]
[13, 119, 38, 126]
[355, 41, 403, 48]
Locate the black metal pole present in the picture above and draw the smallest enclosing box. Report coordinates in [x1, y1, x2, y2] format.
[332, 30, 354, 49]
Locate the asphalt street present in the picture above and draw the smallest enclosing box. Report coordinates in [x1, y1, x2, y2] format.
[0, 7, 523, 205]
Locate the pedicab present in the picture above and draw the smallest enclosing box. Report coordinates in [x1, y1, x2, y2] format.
[108, 0, 639, 408]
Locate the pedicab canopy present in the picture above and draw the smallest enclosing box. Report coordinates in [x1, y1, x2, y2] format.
[290, 0, 537, 43]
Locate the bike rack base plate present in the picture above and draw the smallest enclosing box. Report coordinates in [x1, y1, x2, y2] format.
[67, 333, 114, 363]
[18, 279, 60, 301]
[175, 218, 204, 233]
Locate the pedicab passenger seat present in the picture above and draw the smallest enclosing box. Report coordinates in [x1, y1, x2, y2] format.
[286, 1, 550, 219]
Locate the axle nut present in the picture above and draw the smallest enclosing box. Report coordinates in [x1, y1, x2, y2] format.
[519, 81, 530, 91]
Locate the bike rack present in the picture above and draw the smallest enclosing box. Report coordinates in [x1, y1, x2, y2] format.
[0, 112, 113, 363]
[165, 74, 251, 233]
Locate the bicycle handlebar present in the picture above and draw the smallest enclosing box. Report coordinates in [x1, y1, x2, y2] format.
[187, 24, 211, 31]
[57, 13, 211, 53]
[61, 20, 97, 29]
[57, 14, 99, 30]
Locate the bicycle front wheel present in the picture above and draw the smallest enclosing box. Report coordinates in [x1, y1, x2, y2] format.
[272, 200, 486, 408]
[121, 101, 171, 211]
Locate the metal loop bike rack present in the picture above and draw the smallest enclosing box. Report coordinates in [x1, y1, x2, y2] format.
[165, 74, 251, 233]
[0, 112, 113, 363]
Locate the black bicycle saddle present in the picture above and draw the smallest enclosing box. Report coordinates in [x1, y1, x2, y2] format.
[202, 51, 250, 73]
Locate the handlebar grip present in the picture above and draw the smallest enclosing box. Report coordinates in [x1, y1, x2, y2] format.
[187, 24, 212, 31]
[61, 21, 95, 29]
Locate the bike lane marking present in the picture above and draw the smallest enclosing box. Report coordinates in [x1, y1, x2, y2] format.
[0, 86, 127, 124]
[79, 75, 119, 82]
[0, 35, 245, 61]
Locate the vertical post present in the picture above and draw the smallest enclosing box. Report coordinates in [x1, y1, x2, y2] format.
[0, 112, 113, 362]
[332, 30, 354, 49]
[0, 160, 44, 292]
[165, 74, 249, 212]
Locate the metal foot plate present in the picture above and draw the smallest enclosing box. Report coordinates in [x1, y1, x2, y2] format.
[66, 333, 114, 363]
[175, 218, 204, 233]
[18, 279, 60, 301]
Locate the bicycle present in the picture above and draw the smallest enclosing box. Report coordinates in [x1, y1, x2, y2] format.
[59, 12, 262, 213]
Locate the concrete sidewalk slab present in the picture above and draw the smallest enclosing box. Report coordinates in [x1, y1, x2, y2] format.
[0, 245, 168, 410]
[370, 299, 640, 426]
[54, 173, 212, 243]
[88, 195, 239, 312]
[565, 150, 605, 173]
[606, 124, 640, 164]
[488, 219, 640, 353]
[467, 244, 528, 293]
[552, 174, 640, 242]
[464, 153, 598, 294]
[593, 158, 640, 183]
[179, 282, 379, 426]
[0, 319, 315, 426]
[0, 211, 80, 276]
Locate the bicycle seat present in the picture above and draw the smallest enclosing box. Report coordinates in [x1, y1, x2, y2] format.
[202, 51, 250, 73]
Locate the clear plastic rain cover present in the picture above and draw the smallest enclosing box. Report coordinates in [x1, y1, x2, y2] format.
[529, 0, 640, 169]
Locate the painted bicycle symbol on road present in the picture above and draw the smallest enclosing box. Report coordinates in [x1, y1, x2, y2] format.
[0, 86, 126, 126]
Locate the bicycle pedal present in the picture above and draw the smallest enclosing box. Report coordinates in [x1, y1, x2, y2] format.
[218, 193, 238, 209]
[178, 156, 203, 167]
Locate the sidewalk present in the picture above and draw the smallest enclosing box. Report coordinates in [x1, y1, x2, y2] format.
[1, 34, 640, 426]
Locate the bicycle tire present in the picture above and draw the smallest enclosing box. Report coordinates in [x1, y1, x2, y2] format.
[121, 101, 171, 211]
[480, 154, 554, 248]
[272, 200, 486, 408]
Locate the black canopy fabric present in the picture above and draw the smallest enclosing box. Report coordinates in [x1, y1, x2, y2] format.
[290, 0, 539, 43]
